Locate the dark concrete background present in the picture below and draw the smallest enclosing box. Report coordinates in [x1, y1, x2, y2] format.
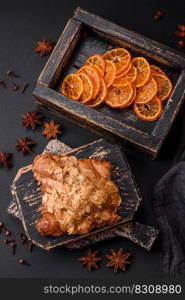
[0, 0, 184, 278]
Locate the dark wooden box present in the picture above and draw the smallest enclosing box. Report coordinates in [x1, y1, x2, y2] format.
[33, 7, 185, 157]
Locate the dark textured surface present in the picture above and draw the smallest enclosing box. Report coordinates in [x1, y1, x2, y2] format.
[0, 0, 184, 279]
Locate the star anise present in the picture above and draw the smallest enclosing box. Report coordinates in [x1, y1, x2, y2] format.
[16, 137, 35, 154]
[0, 80, 7, 88]
[22, 111, 43, 130]
[177, 40, 185, 49]
[42, 120, 61, 139]
[175, 31, 185, 38]
[5, 70, 19, 77]
[178, 24, 185, 32]
[0, 152, 12, 169]
[79, 248, 102, 271]
[154, 10, 164, 21]
[106, 248, 131, 272]
[35, 39, 54, 57]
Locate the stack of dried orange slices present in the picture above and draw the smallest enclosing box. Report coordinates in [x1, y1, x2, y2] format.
[61, 48, 173, 121]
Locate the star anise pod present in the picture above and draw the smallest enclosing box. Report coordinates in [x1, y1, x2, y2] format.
[22, 111, 43, 130]
[154, 10, 164, 21]
[35, 39, 54, 57]
[106, 248, 131, 272]
[42, 120, 61, 139]
[175, 31, 185, 38]
[5, 70, 19, 77]
[79, 248, 102, 271]
[16, 137, 35, 154]
[177, 40, 185, 49]
[178, 24, 185, 32]
[0, 152, 12, 169]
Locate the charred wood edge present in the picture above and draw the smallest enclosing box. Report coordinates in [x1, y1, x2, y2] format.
[38, 18, 82, 87]
[66, 222, 159, 251]
[73, 7, 185, 68]
[33, 84, 160, 158]
[8, 140, 159, 251]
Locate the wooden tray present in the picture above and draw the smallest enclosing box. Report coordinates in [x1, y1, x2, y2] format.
[33, 7, 185, 157]
[11, 139, 142, 250]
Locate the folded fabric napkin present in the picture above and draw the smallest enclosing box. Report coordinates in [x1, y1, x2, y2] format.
[154, 116, 185, 278]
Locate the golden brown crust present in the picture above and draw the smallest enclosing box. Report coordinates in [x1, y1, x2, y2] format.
[32, 154, 121, 237]
[35, 213, 62, 236]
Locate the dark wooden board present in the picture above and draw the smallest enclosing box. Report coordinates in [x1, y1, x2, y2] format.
[11, 139, 142, 250]
[66, 221, 159, 251]
[33, 8, 185, 157]
[8, 139, 159, 251]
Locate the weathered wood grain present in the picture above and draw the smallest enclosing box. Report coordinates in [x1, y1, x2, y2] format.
[38, 18, 82, 87]
[66, 222, 159, 251]
[152, 69, 185, 138]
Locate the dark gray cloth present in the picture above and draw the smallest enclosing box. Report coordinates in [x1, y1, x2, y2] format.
[154, 153, 185, 277]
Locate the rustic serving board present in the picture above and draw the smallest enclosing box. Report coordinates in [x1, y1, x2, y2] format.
[11, 139, 143, 250]
[8, 139, 159, 251]
[33, 7, 185, 157]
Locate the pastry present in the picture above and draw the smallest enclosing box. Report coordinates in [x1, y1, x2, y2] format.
[32, 154, 121, 236]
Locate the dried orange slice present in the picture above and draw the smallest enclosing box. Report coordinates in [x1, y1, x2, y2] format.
[61, 74, 83, 100]
[86, 54, 105, 72]
[93, 65, 104, 77]
[78, 65, 100, 98]
[132, 57, 151, 87]
[135, 77, 157, 104]
[121, 87, 136, 110]
[115, 62, 132, 78]
[104, 60, 116, 87]
[150, 65, 166, 76]
[152, 73, 172, 102]
[78, 72, 94, 103]
[132, 87, 137, 102]
[88, 78, 107, 107]
[105, 84, 133, 108]
[134, 96, 163, 121]
[112, 65, 137, 86]
[103, 48, 131, 74]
